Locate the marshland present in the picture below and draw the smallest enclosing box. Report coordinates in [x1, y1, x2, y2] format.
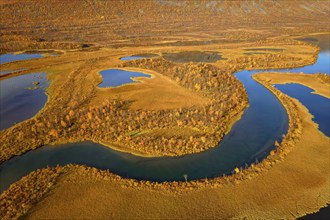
[0, 1, 329, 219]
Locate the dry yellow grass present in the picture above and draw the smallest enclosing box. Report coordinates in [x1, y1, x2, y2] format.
[1, 1, 329, 218]
[255, 72, 330, 98]
[0, 44, 249, 160]
[0, 35, 327, 219]
[25, 96, 329, 219]
[0, 40, 320, 162]
[90, 67, 210, 110]
[98, 127, 204, 157]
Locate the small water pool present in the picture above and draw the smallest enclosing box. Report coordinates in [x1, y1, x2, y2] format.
[98, 69, 151, 88]
[0, 53, 43, 65]
[275, 83, 330, 137]
[0, 73, 49, 130]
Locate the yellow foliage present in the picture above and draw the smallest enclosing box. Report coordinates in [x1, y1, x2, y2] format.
[60, 120, 67, 128]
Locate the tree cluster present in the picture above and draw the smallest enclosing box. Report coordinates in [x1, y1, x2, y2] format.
[1, 58, 248, 160]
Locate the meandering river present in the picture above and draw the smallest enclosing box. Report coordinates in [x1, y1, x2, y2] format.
[0, 63, 291, 191]
[0, 36, 329, 199]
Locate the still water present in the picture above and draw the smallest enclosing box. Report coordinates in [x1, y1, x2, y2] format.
[0, 53, 43, 65]
[98, 69, 151, 88]
[0, 73, 49, 130]
[275, 83, 330, 137]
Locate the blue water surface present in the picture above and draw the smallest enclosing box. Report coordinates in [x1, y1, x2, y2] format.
[0, 69, 289, 192]
[0, 53, 43, 65]
[276, 51, 330, 75]
[120, 56, 146, 61]
[98, 69, 151, 88]
[275, 83, 330, 137]
[0, 73, 49, 130]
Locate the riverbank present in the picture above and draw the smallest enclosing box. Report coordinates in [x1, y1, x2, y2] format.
[0, 47, 249, 162]
[1, 45, 329, 219]
[255, 72, 330, 98]
[2, 78, 328, 219]
[98, 141, 161, 158]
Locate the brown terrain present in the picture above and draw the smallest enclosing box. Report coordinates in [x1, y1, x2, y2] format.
[0, 0, 329, 219]
[0, 0, 329, 53]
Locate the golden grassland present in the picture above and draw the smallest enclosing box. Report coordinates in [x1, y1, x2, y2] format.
[0, 30, 327, 219]
[90, 67, 210, 111]
[0, 45, 249, 160]
[254, 72, 330, 99]
[1, 1, 329, 218]
[1, 70, 328, 219]
[0, 38, 320, 162]
[0, 39, 318, 161]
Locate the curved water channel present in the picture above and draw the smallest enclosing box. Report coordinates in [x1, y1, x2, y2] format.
[0, 67, 290, 192]
[275, 84, 330, 137]
[0, 37, 329, 194]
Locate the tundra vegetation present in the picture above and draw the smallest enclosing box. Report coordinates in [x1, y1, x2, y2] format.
[0, 42, 318, 162]
[0, 0, 329, 219]
[255, 72, 330, 98]
[0, 81, 313, 219]
[0, 57, 248, 160]
[0, 42, 326, 219]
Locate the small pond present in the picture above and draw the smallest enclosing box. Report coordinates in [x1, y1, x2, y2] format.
[0, 73, 49, 130]
[0, 53, 43, 65]
[275, 83, 330, 137]
[98, 69, 151, 88]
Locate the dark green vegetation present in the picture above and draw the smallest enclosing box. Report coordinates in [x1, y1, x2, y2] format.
[162, 51, 223, 63]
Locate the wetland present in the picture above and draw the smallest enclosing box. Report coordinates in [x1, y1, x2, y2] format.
[0, 1, 329, 219]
